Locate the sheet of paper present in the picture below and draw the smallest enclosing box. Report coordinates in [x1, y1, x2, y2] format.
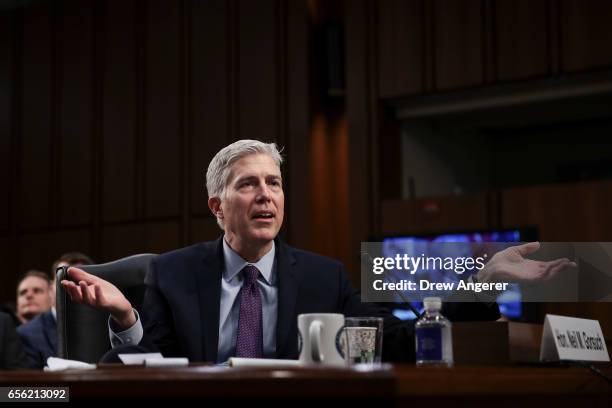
[118, 353, 163, 365]
[144, 357, 189, 367]
[44, 357, 96, 371]
[228, 358, 301, 368]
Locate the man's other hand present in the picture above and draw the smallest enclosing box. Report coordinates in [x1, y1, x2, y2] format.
[476, 241, 577, 283]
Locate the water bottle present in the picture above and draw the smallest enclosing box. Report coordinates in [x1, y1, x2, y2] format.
[415, 297, 453, 367]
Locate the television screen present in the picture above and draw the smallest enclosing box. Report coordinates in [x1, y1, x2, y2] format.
[378, 227, 538, 321]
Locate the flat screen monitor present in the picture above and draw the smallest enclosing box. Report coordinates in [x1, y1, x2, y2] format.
[378, 227, 538, 321]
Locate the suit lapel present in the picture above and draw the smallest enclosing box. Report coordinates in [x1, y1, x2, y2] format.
[195, 237, 224, 362]
[275, 239, 298, 358]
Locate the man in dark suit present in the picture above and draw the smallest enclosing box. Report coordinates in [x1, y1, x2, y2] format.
[138, 236, 434, 362]
[0, 312, 28, 369]
[62, 140, 573, 363]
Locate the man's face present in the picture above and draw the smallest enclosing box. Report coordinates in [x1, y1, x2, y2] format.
[217, 153, 284, 250]
[17, 276, 52, 321]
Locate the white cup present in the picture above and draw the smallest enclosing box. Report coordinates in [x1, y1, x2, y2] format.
[298, 313, 345, 367]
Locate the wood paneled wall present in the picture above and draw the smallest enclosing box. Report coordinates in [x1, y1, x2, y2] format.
[376, 0, 612, 97]
[346, 0, 612, 243]
[380, 193, 493, 236]
[0, 0, 310, 303]
[379, 181, 612, 242]
[501, 181, 612, 241]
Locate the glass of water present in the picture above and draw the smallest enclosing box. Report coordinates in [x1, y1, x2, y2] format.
[343, 317, 384, 366]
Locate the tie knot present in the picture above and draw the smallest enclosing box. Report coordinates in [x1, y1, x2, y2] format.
[242, 265, 260, 285]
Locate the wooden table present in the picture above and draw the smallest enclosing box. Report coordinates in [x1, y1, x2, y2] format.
[0, 364, 609, 405]
[394, 364, 611, 406]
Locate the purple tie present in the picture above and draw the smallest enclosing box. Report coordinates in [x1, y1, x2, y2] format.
[235, 265, 263, 358]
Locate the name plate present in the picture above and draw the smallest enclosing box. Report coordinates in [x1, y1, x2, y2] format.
[540, 314, 610, 362]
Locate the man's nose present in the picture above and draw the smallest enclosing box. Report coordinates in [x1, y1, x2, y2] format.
[256, 184, 272, 202]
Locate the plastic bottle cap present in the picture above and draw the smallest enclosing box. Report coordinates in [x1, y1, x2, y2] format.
[423, 297, 442, 311]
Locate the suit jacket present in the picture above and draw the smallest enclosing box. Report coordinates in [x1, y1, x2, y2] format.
[140, 237, 499, 363]
[0, 312, 28, 369]
[17, 309, 57, 369]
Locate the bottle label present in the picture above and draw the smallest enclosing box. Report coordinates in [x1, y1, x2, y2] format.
[416, 327, 442, 361]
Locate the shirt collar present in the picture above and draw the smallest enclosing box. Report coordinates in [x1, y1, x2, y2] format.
[222, 237, 275, 284]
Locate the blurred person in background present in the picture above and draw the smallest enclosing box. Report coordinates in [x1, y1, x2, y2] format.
[17, 252, 94, 369]
[16, 270, 53, 325]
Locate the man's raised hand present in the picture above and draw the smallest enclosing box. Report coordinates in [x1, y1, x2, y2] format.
[60, 267, 136, 329]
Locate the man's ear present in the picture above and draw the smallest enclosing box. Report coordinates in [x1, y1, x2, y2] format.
[208, 197, 223, 219]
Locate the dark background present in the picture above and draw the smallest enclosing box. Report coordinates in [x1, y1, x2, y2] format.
[1, 0, 611, 336]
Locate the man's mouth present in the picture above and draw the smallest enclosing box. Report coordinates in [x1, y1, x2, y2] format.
[252, 211, 275, 220]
